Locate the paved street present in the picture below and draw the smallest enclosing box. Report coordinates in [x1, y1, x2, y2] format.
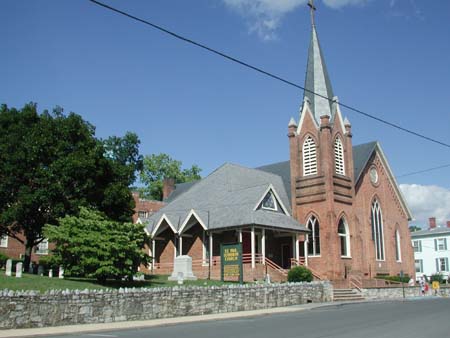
[50, 298, 449, 338]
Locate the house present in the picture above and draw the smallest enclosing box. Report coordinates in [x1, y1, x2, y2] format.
[143, 11, 415, 283]
[132, 192, 165, 224]
[411, 217, 450, 281]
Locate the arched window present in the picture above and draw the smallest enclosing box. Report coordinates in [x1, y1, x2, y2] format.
[334, 137, 345, 175]
[307, 216, 320, 256]
[338, 217, 350, 257]
[371, 200, 385, 261]
[303, 136, 318, 176]
[395, 229, 402, 262]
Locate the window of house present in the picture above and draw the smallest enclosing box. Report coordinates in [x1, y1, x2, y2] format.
[261, 192, 277, 211]
[138, 210, 149, 218]
[435, 238, 447, 251]
[303, 136, 318, 176]
[415, 259, 423, 273]
[338, 218, 350, 257]
[307, 216, 320, 256]
[371, 200, 385, 261]
[334, 137, 345, 175]
[413, 240, 422, 253]
[36, 239, 49, 255]
[436, 257, 449, 272]
[0, 235, 8, 248]
[395, 229, 402, 262]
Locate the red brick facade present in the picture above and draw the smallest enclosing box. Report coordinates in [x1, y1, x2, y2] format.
[132, 192, 166, 224]
[288, 103, 415, 281]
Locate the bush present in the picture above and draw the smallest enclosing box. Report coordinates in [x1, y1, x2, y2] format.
[376, 275, 410, 283]
[0, 252, 9, 269]
[288, 266, 313, 283]
[430, 273, 445, 284]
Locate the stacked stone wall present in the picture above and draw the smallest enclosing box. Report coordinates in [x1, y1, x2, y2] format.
[0, 282, 332, 329]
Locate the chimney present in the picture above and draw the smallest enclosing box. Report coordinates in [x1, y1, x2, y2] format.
[428, 217, 436, 229]
[447, 221, 450, 228]
[162, 178, 175, 201]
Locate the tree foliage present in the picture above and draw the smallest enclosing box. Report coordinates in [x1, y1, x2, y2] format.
[44, 207, 150, 282]
[0, 103, 142, 269]
[139, 153, 201, 200]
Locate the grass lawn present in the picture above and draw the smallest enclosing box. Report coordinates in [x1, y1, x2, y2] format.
[0, 272, 234, 293]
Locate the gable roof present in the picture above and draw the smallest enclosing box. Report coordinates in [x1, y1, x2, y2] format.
[410, 227, 450, 238]
[146, 163, 308, 235]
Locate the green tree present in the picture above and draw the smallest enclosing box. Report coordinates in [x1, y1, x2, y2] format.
[44, 208, 150, 282]
[0, 103, 142, 269]
[139, 153, 201, 200]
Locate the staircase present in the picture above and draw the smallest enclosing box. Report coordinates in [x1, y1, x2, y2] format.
[333, 288, 365, 302]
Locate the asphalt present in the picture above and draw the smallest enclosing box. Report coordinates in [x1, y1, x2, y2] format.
[0, 296, 443, 338]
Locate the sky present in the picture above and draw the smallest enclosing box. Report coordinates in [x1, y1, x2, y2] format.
[1, 0, 450, 228]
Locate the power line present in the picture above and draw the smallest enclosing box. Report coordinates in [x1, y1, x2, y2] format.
[397, 163, 450, 178]
[88, 0, 450, 150]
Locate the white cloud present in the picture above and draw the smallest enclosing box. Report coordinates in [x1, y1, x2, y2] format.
[400, 184, 450, 228]
[222, 0, 369, 41]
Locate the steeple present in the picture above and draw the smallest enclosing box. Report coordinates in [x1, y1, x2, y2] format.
[303, 1, 335, 123]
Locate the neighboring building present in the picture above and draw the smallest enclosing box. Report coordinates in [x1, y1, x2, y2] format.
[132, 192, 165, 224]
[0, 232, 53, 263]
[143, 11, 415, 282]
[411, 217, 450, 280]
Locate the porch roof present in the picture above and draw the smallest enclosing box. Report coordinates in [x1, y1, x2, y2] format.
[145, 163, 308, 235]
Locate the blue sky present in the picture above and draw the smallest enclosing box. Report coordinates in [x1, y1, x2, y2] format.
[1, 0, 450, 226]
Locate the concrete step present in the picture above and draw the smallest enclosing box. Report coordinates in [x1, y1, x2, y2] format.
[333, 288, 365, 302]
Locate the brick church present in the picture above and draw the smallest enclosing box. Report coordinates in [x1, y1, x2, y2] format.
[138, 8, 415, 283]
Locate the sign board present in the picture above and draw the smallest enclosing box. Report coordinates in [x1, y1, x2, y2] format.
[220, 243, 243, 284]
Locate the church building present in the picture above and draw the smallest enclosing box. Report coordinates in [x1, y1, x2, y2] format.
[142, 5, 415, 284]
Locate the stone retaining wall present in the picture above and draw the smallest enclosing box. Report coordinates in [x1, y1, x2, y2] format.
[362, 286, 450, 299]
[0, 282, 332, 329]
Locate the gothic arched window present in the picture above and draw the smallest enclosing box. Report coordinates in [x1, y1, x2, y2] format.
[307, 216, 320, 256]
[303, 136, 318, 176]
[338, 217, 350, 257]
[371, 200, 385, 261]
[334, 137, 345, 175]
[395, 229, 402, 262]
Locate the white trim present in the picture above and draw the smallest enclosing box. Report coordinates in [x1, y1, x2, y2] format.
[178, 209, 208, 234]
[302, 136, 318, 176]
[253, 184, 290, 216]
[251, 226, 255, 269]
[338, 217, 351, 258]
[151, 214, 177, 237]
[334, 136, 345, 176]
[297, 99, 319, 134]
[262, 229, 266, 265]
[395, 229, 402, 262]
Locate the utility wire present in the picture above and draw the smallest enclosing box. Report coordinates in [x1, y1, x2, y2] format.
[88, 0, 450, 150]
[397, 163, 450, 178]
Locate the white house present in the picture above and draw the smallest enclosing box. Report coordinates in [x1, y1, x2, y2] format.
[411, 217, 450, 281]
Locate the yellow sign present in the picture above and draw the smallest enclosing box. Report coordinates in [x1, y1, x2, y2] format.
[432, 281, 440, 290]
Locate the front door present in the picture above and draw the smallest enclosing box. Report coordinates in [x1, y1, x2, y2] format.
[281, 244, 291, 269]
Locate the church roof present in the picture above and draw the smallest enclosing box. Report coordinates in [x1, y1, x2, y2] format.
[145, 163, 308, 235]
[302, 25, 335, 123]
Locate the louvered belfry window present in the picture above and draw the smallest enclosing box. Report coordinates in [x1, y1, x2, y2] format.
[334, 137, 345, 175]
[303, 136, 318, 176]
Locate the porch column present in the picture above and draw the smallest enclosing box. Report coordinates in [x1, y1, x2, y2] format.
[238, 229, 242, 243]
[209, 232, 213, 266]
[179, 235, 183, 256]
[295, 234, 300, 262]
[261, 228, 266, 265]
[174, 235, 177, 259]
[292, 234, 296, 268]
[251, 226, 255, 269]
[305, 234, 309, 266]
[151, 240, 156, 271]
[202, 231, 207, 264]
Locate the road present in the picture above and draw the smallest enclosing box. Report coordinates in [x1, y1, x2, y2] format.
[52, 298, 449, 338]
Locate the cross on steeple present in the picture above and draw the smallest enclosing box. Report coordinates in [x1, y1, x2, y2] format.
[308, 0, 316, 26]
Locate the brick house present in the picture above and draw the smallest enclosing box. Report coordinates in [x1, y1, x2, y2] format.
[144, 18, 415, 283]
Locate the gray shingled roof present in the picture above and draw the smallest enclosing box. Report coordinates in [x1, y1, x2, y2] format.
[146, 163, 308, 235]
[410, 227, 450, 238]
[352, 141, 377, 184]
[303, 25, 334, 123]
[165, 181, 198, 203]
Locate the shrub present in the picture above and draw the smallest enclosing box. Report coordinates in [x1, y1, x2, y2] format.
[376, 275, 410, 283]
[430, 273, 445, 284]
[0, 252, 9, 269]
[288, 266, 313, 283]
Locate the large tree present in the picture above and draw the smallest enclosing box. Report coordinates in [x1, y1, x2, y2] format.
[0, 103, 142, 269]
[139, 153, 201, 200]
[44, 207, 150, 282]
